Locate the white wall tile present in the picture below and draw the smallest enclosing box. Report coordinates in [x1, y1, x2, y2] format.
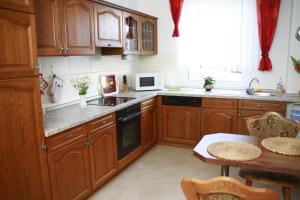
[69, 56, 92, 74]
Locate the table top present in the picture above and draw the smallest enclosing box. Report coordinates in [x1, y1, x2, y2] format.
[194, 133, 300, 176]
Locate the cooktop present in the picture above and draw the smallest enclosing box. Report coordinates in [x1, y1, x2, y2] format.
[87, 96, 135, 107]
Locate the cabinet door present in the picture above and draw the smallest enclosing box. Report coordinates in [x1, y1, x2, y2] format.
[140, 16, 157, 55]
[0, 0, 34, 13]
[61, 0, 95, 55]
[141, 105, 156, 150]
[162, 105, 201, 145]
[0, 77, 51, 199]
[94, 4, 122, 47]
[48, 138, 92, 200]
[201, 108, 237, 135]
[123, 12, 140, 54]
[35, 0, 63, 56]
[0, 9, 37, 79]
[89, 125, 118, 190]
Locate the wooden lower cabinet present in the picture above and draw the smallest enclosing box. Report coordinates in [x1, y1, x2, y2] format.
[88, 124, 118, 190]
[48, 138, 92, 200]
[141, 102, 156, 150]
[201, 108, 237, 135]
[237, 110, 265, 135]
[162, 105, 201, 145]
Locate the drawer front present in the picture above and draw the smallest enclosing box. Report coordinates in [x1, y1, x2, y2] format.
[46, 125, 87, 153]
[238, 100, 286, 112]
[141, 98, 155, 110]
[202, 98, 237, 109]
[87, 113, 115, 135]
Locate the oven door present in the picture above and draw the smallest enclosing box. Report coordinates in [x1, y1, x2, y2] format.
[116, 112, 141, 160]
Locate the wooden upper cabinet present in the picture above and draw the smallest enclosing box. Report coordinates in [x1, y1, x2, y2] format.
[35, 0, 62, 56]
[94, 4, 122, 48]
[201, 108, 237, 135]
[123, 12, 140, 54]
[48, 138, 92, 200]
[0, 8, 37, 79]
[0, 77, 51, 199]
[140, 16, 157, 55]
[0, 0, 34, 13]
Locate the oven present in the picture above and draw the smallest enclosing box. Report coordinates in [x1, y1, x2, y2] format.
[116, 103, 141, 160]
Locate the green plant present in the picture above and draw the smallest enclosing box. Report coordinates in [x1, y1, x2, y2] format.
[71, 76, 90, 95]
[203, 76, 216, 87]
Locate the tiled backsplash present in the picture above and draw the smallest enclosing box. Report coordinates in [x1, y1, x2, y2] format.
[39, 55, 133, 109]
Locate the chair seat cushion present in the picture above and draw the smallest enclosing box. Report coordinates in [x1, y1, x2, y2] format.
[239, 168, 300, 187]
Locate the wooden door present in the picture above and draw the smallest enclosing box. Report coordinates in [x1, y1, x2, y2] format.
[0, 0, 34, 13]
[140, 16, 157, 55]
[123, 12, 140, 54]
[201, 108, 237, 135]
[48, 138, 92, 200]
[88, 125, 118, 190]
[0, 8, 37, 79]
[162, 105, 201, 145]
[141, 104, 156, 150]
[61, 0, 95, 55]
[35, 0, 63, 56]
[94, 4, 122, 47]
[0, 77, 51, 199]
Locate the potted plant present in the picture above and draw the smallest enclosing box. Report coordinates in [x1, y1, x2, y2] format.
[71, 76, 90, 108]
[203, 76, 216, 91]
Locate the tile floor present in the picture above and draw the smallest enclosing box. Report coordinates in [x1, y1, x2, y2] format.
[89, 145, 300, 200]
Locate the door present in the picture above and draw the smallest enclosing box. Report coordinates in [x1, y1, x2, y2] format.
[94, 4, 122, 47]
[0, 77, 51, 199]
[0, 0, 34, 13]
[201, 108, 237, 135]
[35, 0, 63, 56]
[48, 138, 92, 200]
[140, 16, 157, 55]
[123, 12, 140, 54]
[89, 125, 118, 190]
[162, 105, 201, 145]
[141, 105, 156, 150]
[0, 8, 37, 79]
[61, 0, 95, 55]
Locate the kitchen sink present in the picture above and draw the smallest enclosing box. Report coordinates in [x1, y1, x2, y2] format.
[250, 92, 277, 97]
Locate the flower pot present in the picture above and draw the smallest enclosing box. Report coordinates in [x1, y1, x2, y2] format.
[80, 95, 87, 108]
[205, 85, 213, 91]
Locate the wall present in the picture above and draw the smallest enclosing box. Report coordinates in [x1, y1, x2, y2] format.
[132, 0, 300, 93]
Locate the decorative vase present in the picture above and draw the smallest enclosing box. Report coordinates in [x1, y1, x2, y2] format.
[205, 85, 213, 91]
[80, 95, 87, 108]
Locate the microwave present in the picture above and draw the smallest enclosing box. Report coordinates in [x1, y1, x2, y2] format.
[132, 73, 165, 91]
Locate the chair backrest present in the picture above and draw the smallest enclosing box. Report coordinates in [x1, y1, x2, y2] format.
[181, 177, 279, 200]
[246, 112, 300, 139]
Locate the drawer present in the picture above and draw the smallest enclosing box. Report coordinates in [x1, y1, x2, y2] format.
[238, 100, 286, 112]
[46, 125, 87, 153]
[141, 98, 155, 110]
[87, 113, 115, 135]
[202, 98, 237, 109]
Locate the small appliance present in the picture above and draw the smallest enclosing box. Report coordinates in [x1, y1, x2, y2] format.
[132, 73, 164, 91]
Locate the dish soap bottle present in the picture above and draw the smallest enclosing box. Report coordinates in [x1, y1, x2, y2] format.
[276, 78, 284, 95]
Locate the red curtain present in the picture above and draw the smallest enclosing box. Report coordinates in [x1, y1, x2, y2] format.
[256, 0, 281, 71]
[169, 0, 184, 37]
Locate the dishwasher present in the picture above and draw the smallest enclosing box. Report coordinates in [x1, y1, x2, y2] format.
[286, 103, 300, 138]
[162, 96, 202, 145]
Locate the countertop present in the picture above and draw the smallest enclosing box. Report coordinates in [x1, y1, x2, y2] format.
[44, 89, 300, 137]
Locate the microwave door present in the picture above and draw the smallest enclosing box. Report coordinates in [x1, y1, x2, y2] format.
[138, 76, 157, 90]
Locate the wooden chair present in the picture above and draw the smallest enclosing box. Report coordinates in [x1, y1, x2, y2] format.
[181, 176, 279, 200]
[239, 112, 300, 200]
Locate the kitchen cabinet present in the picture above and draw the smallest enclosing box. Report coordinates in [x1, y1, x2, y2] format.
[48, 138, 92, 200]
[162, 105, 201, 145]
[140, 16, 157, 55]
[35, 0, 95, 56]
[237, 110, 266, 135]
[123, 12, 140, 54]
[0, 0, 34, 13]
[88, 124, 118, 190]
[141, 98, 157, 150]
[94, 4, 123, 47]
[0, 77, 51, 199]
[0, 8, 38, 79]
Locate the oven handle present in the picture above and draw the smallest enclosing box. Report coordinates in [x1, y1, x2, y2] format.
[118, 111, 141, 123]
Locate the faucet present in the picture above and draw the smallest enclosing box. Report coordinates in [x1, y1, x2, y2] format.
[246, 78, 259, 95]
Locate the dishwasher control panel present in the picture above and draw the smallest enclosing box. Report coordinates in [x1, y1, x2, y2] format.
[162, 96, 202, 107]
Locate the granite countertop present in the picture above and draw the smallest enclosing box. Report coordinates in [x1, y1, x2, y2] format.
[44, 88, 300, 137]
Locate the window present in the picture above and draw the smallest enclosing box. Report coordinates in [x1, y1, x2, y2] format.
[179, 0, 260, 88]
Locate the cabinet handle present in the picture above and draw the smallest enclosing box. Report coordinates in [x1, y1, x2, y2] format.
[63, 47, 69, 55]
[107, 43, 111, 47]
[64, 134, 75, 140]
[34, 64, 40, 74]
[238, 113, 241, 117]
[257, 105, 263, 108]
[58, 47, 64, 53]
[85, 139, 94, 147]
